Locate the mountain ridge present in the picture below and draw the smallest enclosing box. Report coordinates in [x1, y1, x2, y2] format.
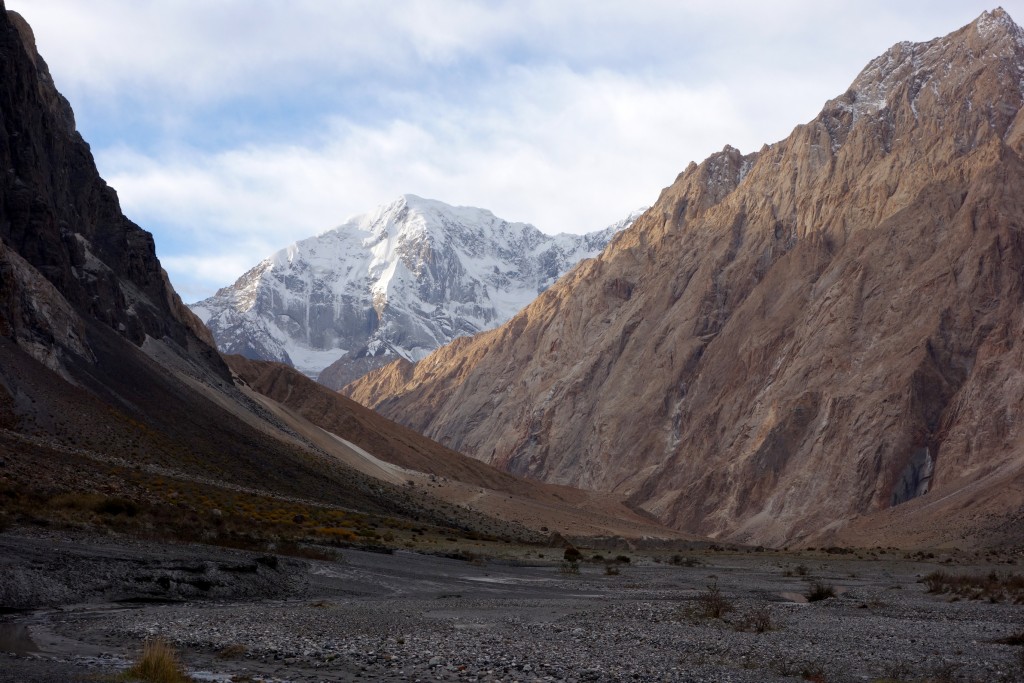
[192, 194, 640, 387]
[346, 8, 1024, 548]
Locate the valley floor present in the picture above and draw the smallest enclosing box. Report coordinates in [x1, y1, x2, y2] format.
[1, 531, 1022, 683]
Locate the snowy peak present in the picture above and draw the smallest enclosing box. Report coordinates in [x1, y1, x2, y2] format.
[191, 197, 641, 386]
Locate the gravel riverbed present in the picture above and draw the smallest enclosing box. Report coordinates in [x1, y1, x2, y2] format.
[2, 533, 1023, 682]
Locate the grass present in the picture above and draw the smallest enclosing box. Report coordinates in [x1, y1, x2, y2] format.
[215, 643, 248, 659]
[2, 467, 521, 561]
[0, 432, 539, 556]
[119, 639, 192, 683]
[921, 570, 1024, 603]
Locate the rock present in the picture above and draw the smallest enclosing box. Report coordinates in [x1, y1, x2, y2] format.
[346, 9, 1024, 549]
[0, 10, 223, 368]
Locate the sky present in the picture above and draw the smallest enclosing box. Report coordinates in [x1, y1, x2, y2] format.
[7, 1, 1023, 302]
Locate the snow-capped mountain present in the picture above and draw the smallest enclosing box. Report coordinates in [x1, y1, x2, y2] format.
[190, 195, 642, 388]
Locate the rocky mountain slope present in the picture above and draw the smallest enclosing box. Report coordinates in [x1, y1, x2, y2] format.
[191, 196, 639, 388]
[0, 2, 680, 547]
[347, 9, 1024, 548]
[226, 355, 691, 539]
[0, 4, 593, 547]
[0, 9, 216, 376]
[0, 3, 435, 527]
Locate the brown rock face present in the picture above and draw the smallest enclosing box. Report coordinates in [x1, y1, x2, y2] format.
[347, 10, 1024, 547]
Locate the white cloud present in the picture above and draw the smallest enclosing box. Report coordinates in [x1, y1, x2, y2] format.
[9, 0, 1024, 301]
[101, 67, 760, 297]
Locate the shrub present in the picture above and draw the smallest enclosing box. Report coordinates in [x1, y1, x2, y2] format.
[920, 570, 1024, 603]
[95, 497, 140, 517]
[806, 581, 836, 602]
[801, 664, 827, 683]
[604, 563, 620, 576]
[734, 605, 774, 632]
[120, 639, 192, 683]
[696, 579, 733, 618]
[564, 547, 583, 563]
[922, 570, 950, 593]
[559, 561, 580, 575]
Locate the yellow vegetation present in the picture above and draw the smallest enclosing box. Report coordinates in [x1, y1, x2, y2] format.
[120, 639, 192, 683]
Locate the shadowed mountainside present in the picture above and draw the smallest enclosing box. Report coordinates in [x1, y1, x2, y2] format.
[0, 4, 551, 546]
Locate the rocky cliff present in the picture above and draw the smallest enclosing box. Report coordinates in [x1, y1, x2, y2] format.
[0, 3, 516, 534]
[0, 9, 216, 370]
[192, 195, 639, 387]
[347, 9, 1024, 547]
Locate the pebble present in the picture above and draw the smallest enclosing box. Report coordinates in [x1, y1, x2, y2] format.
[7, 536, 1021, 683]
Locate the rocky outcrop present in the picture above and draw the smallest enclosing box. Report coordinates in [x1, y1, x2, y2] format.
[0, 6, 219, 370]
[347, 10, 1024, 547]
[192, 196, 640, 386]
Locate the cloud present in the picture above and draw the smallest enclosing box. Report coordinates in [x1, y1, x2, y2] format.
[10, 0, 1024, 302]
[100, 66, 768, 299]
[15, 1, 1000, 99]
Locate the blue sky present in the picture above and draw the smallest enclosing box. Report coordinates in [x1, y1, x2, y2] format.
[8, 1, 1023, 301]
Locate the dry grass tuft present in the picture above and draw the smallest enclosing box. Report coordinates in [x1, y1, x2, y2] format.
[120, 639, 192, 683]
[216, 643, 248, 659]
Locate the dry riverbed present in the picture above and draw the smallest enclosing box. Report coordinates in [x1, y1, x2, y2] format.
[1, 530, 1023, 682]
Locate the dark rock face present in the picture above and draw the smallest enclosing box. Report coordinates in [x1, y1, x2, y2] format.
[0, 6, 214, 362]
[347, 10, 1024, 547]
